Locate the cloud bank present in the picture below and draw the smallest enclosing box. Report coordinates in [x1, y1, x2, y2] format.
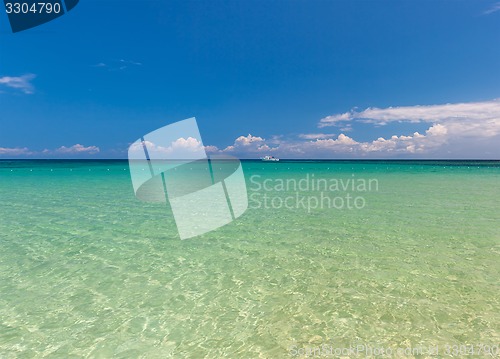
[2, 99, 499, 159]
[0, 147, 32, 156]
[209, 99, 500, 159]
[0, 144, 100, 157]
[54, 144, 100, 154]
[319, 99, 500, 134]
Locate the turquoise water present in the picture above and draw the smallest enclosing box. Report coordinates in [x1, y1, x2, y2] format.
[0, 160, 499, 358]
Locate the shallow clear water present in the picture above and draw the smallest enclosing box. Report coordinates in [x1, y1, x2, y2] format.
[0, 160, 499, 358]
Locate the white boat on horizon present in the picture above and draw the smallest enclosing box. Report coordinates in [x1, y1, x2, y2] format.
[261, 155, 279, 162]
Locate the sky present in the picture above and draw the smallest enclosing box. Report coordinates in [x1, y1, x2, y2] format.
[1, 0, 500, 159]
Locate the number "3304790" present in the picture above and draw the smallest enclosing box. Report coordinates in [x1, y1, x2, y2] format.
[5, 2, 62, 14]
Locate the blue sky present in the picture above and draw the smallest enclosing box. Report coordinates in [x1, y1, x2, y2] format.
[1, 0, 500, 158]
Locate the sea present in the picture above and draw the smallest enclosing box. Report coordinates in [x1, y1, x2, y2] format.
[0, 160, 499, 358]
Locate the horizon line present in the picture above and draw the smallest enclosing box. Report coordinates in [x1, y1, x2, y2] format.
[1, 158, 500, 162]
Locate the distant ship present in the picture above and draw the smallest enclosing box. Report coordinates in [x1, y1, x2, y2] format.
[261, 155, 279, 162]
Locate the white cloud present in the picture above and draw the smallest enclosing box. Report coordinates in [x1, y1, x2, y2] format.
[313, 134, 358, 147]
[132, 137, 205, 158]
[298, 133, 336, 140]
[426, 123, 447, 136]
[316, 99, 500, 157]
[194, 99, 500, 158]
[95, 59, 142, 71]
[318, 112, 353, 127]
[169, 137, 203, 151]
[484, 2, 500, 14]
[217, 132, 362, 158]
[277, 134, 361, 156]
[233, 134, 265, 146]
[319, 99, 500, 134]
[214, 118, 499, 159]
[0, 144, 101, 157]
[358, 125, 447, 154]
[119, 59, 142, 66]
[55, 144, 100, 154]
[0, 147, 32, 156]
[222, 134, 270, 155]
[0, 74, 36, 94]
[204, 145, 220, 153]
